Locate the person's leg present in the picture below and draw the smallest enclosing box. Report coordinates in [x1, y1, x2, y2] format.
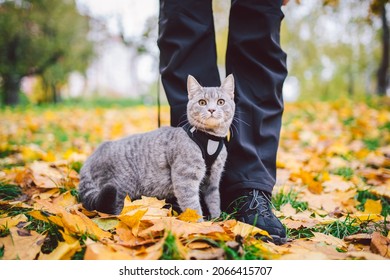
[221, 0, 288, 244]
[158, 0, 221, 127]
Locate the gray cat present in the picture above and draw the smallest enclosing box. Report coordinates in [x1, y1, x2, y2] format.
[78, 74, 235, 221]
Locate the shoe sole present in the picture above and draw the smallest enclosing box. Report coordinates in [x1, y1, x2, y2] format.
[270, 235, 287, 245]
[259, 234, 287, 245]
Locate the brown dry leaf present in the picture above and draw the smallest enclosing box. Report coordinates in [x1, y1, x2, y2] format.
[370, 232, 390, 258]
[281, 237, 346, 260]
[0, 214, 28, 228]
[311, 232, 347, 249]
[283, 219, 317, 229]
[84, 243, 134, 260]
[186, 247, 225, 260]
[0, 227, 46, 260]
[280, 249, 330, 260]
[26, 161, 78, 189]
[85, 235, 165, 260]
[346, 251, 388, 260]
[138, 218, 225, 239]
[32, 189, 60, 200]
[177, 208, 202, 222]
[370, 185, 390, 200]
[344, 233, 372, 245]
[322, 176, 354, 192]
[279, 203, 297, 217]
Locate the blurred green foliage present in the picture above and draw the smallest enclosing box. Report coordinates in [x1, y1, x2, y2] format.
[0, 0, 94, 105]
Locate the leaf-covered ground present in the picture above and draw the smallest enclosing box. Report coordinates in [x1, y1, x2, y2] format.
[0, 99, 389, 260]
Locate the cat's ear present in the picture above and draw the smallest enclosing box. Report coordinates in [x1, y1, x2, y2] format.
[221, 74, 235, 100]
[187, 75, 202, 99]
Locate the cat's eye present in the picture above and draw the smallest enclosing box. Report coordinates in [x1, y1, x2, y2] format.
[217, 99, 225, 106]
[198, 99, 207, 106]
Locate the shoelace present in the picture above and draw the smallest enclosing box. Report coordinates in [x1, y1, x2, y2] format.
[248, 190, 272, 217]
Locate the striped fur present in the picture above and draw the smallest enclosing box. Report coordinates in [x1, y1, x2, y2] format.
[78, 75, 235, 220]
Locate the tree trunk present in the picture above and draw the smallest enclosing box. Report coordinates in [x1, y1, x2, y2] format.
[52, 83, 61, 103]
[377, 4, 389, 96]
[1, 75, 21, 106]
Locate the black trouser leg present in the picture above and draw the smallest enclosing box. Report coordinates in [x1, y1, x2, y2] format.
[221, 0, 288, 207]
[158, 0, 221, 126]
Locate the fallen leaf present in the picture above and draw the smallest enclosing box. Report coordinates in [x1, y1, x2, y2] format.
[177, 208, 202, 222]
[363, 199, 382, 215]
[38, 240, 81, 260]
[230, 220, 270, 238]
[0, 227, 45, 260]
[118, 209, 148, 236]
[34, 199, 111, 240]
[138, 218, 226, 239]
[370, 232, 390, 258]
[311, 232, 347, 249]
[344, 233, 372, 245]
[92, 217, 119, 231]
[0, 214, 28, 229]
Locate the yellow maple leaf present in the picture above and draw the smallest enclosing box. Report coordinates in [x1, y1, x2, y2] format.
[177, 208, 202, 222]
[230, 220, 270, 238]
[118, 209, 148, 236]
[363, 199, 382, 215]
[34, 199, 111, 240]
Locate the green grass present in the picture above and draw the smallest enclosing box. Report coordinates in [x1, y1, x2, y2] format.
[0, 245, 4, 258]
[0, 205, 31, 217]
[23, 211, 64, 254]
[0, 183, 22, 201]
[160, 231, 182, 260]
[71, 247, 86, 260]
[286, 227, 315, 239]
[272, 190, 308, 212]
[363, 138, 380, 151]
[0, 97, 148, 112]
[315, 215, 360, 239]
[333, 167, 354, 180]
[0, 225, 10, 238]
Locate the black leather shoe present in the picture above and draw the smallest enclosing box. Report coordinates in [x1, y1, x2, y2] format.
[226, 189, 287, 245]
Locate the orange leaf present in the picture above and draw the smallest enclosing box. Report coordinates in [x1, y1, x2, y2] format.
[118, 209, 148, 236]
[177, 208, 202, 222]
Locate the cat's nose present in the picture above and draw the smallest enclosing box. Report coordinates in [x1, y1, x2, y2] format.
[208, 109, 215, 114]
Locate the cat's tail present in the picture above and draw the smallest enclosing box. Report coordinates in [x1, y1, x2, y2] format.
[78, 177, 120, 215]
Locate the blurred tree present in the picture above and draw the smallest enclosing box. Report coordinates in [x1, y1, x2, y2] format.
[279, 0, 388, 100]
[0, 0, 94, 105]
[371, 0, 389, 95]
[322, 0, 389, 96]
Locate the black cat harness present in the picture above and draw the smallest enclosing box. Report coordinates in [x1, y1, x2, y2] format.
[183, 124, 225, 174]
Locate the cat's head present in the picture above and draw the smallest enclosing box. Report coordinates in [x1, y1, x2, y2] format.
[186, 74, 235, 137]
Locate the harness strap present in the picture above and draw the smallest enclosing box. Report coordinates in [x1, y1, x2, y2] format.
[183, 124, 225, 174]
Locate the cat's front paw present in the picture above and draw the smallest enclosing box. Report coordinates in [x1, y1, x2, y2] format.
[209, 209, 221, 220]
